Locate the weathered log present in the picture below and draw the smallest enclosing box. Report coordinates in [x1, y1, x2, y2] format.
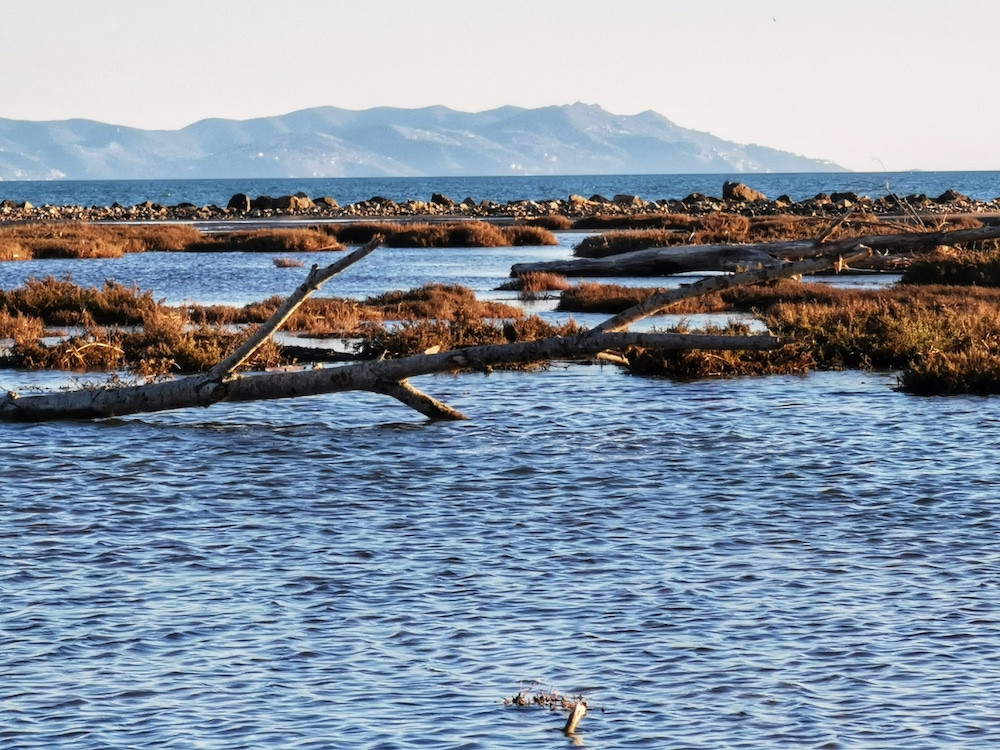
[0, 331, 780, 422]
[512, 223, 1000, 278]
[511, 244, 779, 277]
[590, 247, 872, 334]
[209, 237, 381, 378]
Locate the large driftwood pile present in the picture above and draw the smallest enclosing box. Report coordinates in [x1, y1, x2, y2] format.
[0, 236, 874, 423]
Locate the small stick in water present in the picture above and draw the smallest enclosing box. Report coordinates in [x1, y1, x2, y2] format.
[563, 700, 587, 734]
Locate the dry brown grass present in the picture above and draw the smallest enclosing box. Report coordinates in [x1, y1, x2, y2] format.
[0, 276, 161, 326]
[185, 229, 342, 253]
[273, 256, 305, 268]
[365, 283, 523, 320]
[355, 314, 581, 368]
[518, 215, 574, 230]
[557, 282, 661, 313]
[901, 246, 1000, 286]
[324, 221, 558, 247]
[497, 272, 572, 295]
[0, 222, 203, 260]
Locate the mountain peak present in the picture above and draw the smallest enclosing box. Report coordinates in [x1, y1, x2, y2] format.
[0, 105, 843, 179]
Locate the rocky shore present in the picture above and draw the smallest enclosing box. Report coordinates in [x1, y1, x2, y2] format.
[1, 181, 998, 224]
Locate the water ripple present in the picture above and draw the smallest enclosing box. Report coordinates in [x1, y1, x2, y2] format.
[3, 368, 1000, 748]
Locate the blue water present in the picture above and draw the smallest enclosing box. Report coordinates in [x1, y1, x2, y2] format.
[3, 175, 1000, 749]
[2, 171, 1000, 208]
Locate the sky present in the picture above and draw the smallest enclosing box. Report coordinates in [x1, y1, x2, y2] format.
[1, 0, 996, 172]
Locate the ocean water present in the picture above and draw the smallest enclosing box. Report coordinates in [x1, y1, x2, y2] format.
[3, 175, 1000, 749]
[2, 171, 1000, 209]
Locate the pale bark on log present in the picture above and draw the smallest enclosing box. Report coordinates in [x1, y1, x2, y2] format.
[590, 247, 871, 334]
[209, 237, 382, 378]
[511, 244, 778, 277]
[512, 223, 1000, 278]
[0, 331, 780, 422]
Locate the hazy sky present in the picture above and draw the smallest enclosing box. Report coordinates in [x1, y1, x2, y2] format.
[1, 1, 995, 171]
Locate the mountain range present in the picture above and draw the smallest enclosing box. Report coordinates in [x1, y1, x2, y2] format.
[0, 103, 842, 180]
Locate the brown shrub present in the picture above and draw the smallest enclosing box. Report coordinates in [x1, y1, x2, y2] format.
[355, 313, 580, 368]
[186, 229, 342, 253]
[558, 282, 661, 313]
[518, 215, 574, 230]
[498, 272, 572, 294]
[365, 283, 524, 320]
[0, 276, 161, 326]
[0, 222, 203, 260]
[324, 221, 557, 248]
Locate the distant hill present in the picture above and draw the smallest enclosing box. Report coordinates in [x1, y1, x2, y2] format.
[0, 103, 843, 180]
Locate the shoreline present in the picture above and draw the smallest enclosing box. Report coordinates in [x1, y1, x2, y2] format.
[2, 182, 999, 225]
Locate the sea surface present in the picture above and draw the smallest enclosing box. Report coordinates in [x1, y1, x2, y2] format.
[2, 171, 1000, 208]
[3, 174, 1000, 749]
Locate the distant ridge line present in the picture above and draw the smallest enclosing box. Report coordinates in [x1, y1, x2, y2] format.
[0, 103, 842, 181]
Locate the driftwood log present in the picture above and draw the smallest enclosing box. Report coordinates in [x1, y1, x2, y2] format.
[0, 243, 866, 423]
[511, 223, 1000, 278]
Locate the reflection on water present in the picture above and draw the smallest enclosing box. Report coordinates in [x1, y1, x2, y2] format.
[3, 367, 1000, 748]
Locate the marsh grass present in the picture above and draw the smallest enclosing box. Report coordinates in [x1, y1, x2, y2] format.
[324, 221, 558, 247]
[0, 223, 202, 260]
[186, 229, 342, 253]
[0, 276, 161, 326]
[901, 247, 1000, 286]
[355, 313, 581, 368]
[364, 283, 523, 320]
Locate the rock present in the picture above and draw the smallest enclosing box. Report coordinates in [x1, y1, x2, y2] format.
[831, 191, 860, 203]
[723, 181, 767, 202]
[936, 189, 969, 204]
[251, 195, 273, 211]
[227, 193, 251, 212]
[568, 194, 591, 206]
[293, 191, 314, 209]
[682, 193, 709, 205]
[272, 195, 301, 210]
[430, 193, 455, 208]
[613, 193, 647, 207]
[460, 197, 477, 208]
[314, 196, 339, 208]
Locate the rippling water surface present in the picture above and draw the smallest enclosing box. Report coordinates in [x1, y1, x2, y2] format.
[3, 170, 1000, 207]
[4, 367, 1000, 749]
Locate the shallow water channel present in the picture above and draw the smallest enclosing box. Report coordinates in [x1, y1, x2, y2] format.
[2, 239, 996, 748]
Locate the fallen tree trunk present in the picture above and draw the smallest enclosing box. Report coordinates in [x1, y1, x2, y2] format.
[511, 243, 779, 277]
[0, 331, 780, 422]
[511, 223, 1000, 278]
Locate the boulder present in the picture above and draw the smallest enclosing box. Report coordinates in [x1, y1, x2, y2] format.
[723, 181, 767, 202]
[430, 192, 455, 208]
[682, 193, 710, 205]
[936, 189, 970, 204]
[314, 196, 339, 208]
[272, 195, 301, 210]
[831, 191, 861, 203]
[227, 193, 251, 212]
[613, 193, 647, 207]
[251, 195, 274, 211]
